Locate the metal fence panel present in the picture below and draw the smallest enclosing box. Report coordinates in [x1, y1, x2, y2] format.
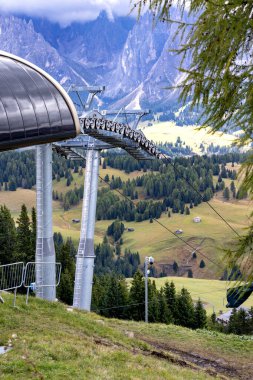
[23, 262, 61, 288]
[0, 262, 24, 291]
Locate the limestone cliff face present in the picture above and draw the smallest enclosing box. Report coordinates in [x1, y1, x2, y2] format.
[0, 10, 191, 113]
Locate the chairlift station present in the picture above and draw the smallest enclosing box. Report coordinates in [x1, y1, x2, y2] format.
[0, 51, 161, 311]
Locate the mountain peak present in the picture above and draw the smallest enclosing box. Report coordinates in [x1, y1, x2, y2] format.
[98, 10, 112, 21]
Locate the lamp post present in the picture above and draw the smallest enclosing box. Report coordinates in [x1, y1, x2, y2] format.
[144, 256, 154, 323]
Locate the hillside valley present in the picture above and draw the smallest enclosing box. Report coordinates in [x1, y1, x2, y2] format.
[0, 150, 251, 281]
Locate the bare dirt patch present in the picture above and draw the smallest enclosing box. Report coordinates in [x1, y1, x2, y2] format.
[136, 334, 252, 380]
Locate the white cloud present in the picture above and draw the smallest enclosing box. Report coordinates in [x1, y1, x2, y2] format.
[0, 0, 134, 26]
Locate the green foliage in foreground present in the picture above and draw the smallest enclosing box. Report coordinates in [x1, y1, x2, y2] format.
[0, 293, 252, 380]
[136, 0, 253, 283]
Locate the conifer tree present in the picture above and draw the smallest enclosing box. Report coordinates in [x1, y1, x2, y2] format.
[57, 239, 76, 305]
[91, 274, 111, 313]
[31, 207, 36, 254]
[185, 206, 190, 215]
[223, 187, 230, 200]
[164, 281, 177, 322]
[158, 287, 173, 324]
[194, 299, 207, 329]
[129, 270, 145, 321]
[58, 268, 73, 305]
[148, 280, 159, 322]
[230, 181, 235, 192]
[176, 288, 195, 328]
[0, 205, 17, 264]
[173, 261, 178, 273]
[210, 312, 217, 326]
[16, 204, 32, 262]
[104, 275, 129, 319]
[187, 269, 193, 278]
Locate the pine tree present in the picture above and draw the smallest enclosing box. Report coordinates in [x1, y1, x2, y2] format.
[0, 205, 17, 264]
[194, 299, 207, 329]
[230, 181, 235, 192]
[223, 187, 230, 200]
[158, 287, 173, 324]
[227, 308, 252, 335]
[16, 204, 32, 262]
[129, 270, 145, 321]
[9, 179, 17, 191]
[57, 239, 76, 305]
[187, 269, 193, 278]
[185, 206, 190, 215]
[176, 288, 195, 328]
[31, 207, 36, 254]
[164, 281, 177, 322]
[104, 275, 129, 319]
[210, 312, 217, 325]
[173, 261, 178, 273]
[148, 280, 159, 322]
[91, 274, 111, 313]
[199, 260, 206, 269]
[57, 269, 73, 305]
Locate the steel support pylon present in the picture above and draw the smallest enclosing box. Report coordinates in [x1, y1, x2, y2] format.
[35, 144, 56, 301]
[73, 149, 100, 310]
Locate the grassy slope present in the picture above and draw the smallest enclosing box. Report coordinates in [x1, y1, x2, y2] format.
[0, 294, 252, 380]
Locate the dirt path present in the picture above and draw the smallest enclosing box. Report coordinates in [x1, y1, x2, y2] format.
[136, 334, 251, 380]
[93, 334, 244, 380]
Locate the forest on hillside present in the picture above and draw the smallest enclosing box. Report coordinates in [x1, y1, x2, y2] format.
[0, 150, 247, 222]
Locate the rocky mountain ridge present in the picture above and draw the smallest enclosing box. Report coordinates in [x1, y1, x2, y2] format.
[0, 11, 193, 119]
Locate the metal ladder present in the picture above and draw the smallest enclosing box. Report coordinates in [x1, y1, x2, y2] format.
[73, 149, 93, 308]
[36, 146, 44, 298]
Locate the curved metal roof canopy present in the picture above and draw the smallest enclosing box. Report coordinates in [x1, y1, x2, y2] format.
[0, 51, 80, 152]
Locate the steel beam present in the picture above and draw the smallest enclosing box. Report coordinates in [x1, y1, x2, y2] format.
[73, 149, 100, 310]
[80, 150, 100, 310]
[35, 144, 56, 301]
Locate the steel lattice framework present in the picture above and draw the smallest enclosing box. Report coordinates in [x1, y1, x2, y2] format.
[52, 87, 162, 311]
[56, 111, 162, 311]
[53, 111, 161, 162]
[80, 111, 161, 160]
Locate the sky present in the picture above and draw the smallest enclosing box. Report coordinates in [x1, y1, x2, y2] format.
[0, 0, 134, 26]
